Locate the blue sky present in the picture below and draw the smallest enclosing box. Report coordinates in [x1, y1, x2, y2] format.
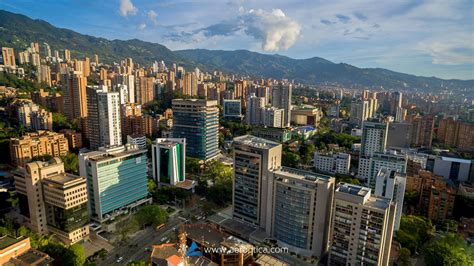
[1, 0, 473, 80]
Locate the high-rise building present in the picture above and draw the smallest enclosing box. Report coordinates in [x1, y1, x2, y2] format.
[9, 131, 69, 167]
[222, 99, 242, 120]
[407, 170, 456, 223]
[86, 87, 122, 149]
[1, 47, 16, 66]
[113, 74, 135, 103]
[271, 84, 292, 127]
[438, 118, 474, 150]
[16, 100, 53, 131]
[232, 135, 282, 231]
[262, 107, 285, 128]
[29, 53, 41, 67]
[395, 106, 407, 122]
[360, 121, 388, 157]
[172, 99, 219, 160]
[408, 115, 434, 147]
[62, 71, 88, 122]
[359, 121, 390, 182]
[151, 138, 186, 185]
[350, 100, 370, 126]
[367, 151, 407, 189]
[314, 152, 351, 175]
[37, 65, 52, 86]
[387, 122, 412, 149]
[63, 49, 71, 62]
[13, 158, 89, 244]
[43, 42, 51, 58]
[272, 167, 335, 257]
[79, 145, 149, 222]
[329, 183, 395, 266]
[136, 76, 155, 105]
[246, 93, 265, 126]
[375, 168, 406, 230]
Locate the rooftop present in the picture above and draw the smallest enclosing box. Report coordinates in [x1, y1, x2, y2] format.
[273, 167, 333, 182]
[256, 254, 290, 266]
[43, 173, 85, 188]
[337, 183, 370, 197]
[12, 249, 52, 265]
[233, 135, 281, 149]
[82, 145, 146, 162]
[440, 156, 472, 164]
[0, 235, 24, 250]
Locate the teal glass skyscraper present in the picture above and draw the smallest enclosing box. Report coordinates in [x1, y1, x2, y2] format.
[152, 138, 186, 185]
[172, 99, 219, 160]
[79, 144, 149, 222]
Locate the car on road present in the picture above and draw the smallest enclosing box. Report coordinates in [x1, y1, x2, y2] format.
[116, 257, 123, 263]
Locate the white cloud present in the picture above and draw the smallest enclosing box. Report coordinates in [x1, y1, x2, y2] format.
[119, 0, 137, 17]
[418, 33, 474, 65]
[137, 23, 147, 31]
[244, 9, 301, 51]
[147, 10, 158, 25]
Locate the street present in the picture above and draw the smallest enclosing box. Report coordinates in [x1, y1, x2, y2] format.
[96, 200, 207, 265]
[98, 217, 184, 265]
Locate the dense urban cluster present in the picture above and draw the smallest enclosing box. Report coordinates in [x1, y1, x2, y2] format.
[0, 39, 473, 266]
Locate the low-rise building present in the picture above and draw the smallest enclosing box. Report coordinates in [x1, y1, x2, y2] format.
[314, 152, 351, 175]
[251, 127, 292, 143]
[290, 107, 322, 127]
[13, 158, 89, 244]
[60, 129, 83, 149]
[0, 235, 52, 265]
[407, 170, 456, 223]
[9, 131, 69, 167]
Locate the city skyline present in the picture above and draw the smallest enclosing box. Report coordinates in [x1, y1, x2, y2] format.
[0, 0, 472, 80]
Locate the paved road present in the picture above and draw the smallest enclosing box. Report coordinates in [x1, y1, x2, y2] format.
[96, 198, 208, 265]
[98, 217, 184, 265]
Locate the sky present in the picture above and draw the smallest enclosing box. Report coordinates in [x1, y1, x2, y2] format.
[0, 0, 473, 80]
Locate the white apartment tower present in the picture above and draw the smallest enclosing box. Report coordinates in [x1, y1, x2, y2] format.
[329, 183, 396, 266]
[375, 168, 406, 230]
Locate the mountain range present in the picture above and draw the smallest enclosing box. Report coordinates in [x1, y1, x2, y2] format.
[0, 9, 472, 90]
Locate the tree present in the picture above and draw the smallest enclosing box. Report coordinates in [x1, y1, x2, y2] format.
[147, 178, 157, 192]
[282, 151, 300, 168]
[69, 244, 86, 266]
[397, 215, 435, 253]
[52, 112, 73, 131]
[404, 191, 420, 213]
[134, 205, 169, 227]
[116, 217, 140, 241]
[186, 157, 202, 174]
[423, 233, 474, 266]
[397, 248, 411, 266]
[299, 144, 315, 165]
[61, 153, 79, 175]
[335, 175, 361, 185]
[439, 219, 458, 233]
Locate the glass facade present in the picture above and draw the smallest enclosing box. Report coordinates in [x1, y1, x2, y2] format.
[86, 152, 148, 218]
[273, 182, 312, 249]
[233, 151, 261, 224]
[172, 104, 218, 160]
[46, 203, 89, 232]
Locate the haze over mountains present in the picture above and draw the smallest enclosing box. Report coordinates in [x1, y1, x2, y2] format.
[0, 10, 472, 90]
